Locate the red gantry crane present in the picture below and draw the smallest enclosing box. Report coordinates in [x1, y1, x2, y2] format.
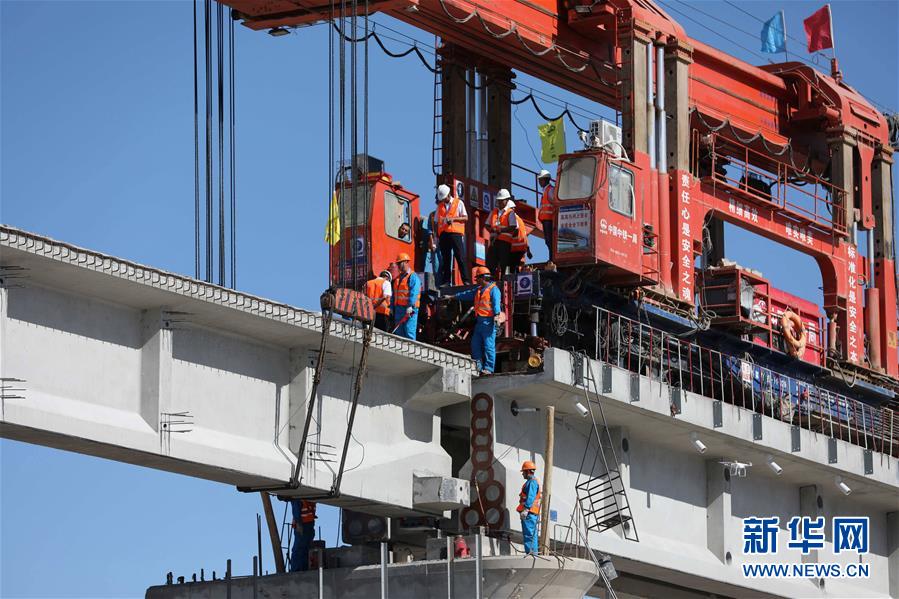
[223, 1, 897, 390]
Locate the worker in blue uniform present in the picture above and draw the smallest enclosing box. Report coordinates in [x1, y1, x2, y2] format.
[392, 252, 420, 340]
[517, 460, 541, 556]
[450, 266, 504, 375]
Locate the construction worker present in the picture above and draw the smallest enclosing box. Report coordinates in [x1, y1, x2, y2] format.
[392, 252, 420, 340]
[492, 190, 526, 276]
[517, 461, 541, 556]
[435, 183, 471, 286]
[450, 266, 505, 375]
[485, 189, 512, 275]
[536, 170, 555, 259]
[415, 210, 440, 275]
[509, 210, 530, 274]
[289, 499, 316, 572]
[364, 270, 392, 332]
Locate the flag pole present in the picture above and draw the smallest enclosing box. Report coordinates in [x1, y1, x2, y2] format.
[827, 4, 836, 58]
[781, 10, 789, 61]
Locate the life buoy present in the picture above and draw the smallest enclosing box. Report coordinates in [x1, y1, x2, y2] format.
[781, 310, 807, 357]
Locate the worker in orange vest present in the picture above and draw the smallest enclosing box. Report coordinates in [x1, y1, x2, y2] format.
[517, 460, 541, 556]
[509, 210, 530, 274]
[392, 252, 420, 340]
[287, 499, 316, 572]
[435, 183, 471, 286]
[492, 190, 528, 275]
[364, 270, 392, 332]
[447, 266, 506, 375]
[536, 170, 556, 259]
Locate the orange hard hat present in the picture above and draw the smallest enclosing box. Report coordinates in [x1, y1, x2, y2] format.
[395, 252, 411, 263]
[521, 460, 537, 472]
[473, 266, 490, 278]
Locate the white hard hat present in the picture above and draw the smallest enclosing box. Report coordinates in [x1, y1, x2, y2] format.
[538, 170, 551, 179]
[495, 188, 511, 201]
[436, 184, 451, 201]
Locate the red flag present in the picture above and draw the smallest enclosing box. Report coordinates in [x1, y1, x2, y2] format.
[803, 5, 833, 52]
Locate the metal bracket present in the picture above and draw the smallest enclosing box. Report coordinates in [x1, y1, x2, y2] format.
[670, 388, 682, 415]
[629, 373, 640, 402]
[752, 413, 762, 440]
[571, 352, 584, 387]
[160, 410, 194, 455]
[791, 425, 801, 452]
[827, 437, 838, 464]
[863, 449, 873, 475]
[601, 364, 612, 394]
[712, 400, 723, 428]
[0, 265, 29, 288]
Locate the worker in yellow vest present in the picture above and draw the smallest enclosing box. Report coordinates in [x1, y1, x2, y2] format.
[435, 184, 471, 286]
[536, 170, 556, 259]
[517, 460, 541, 556]
[364, 270, 392, 331]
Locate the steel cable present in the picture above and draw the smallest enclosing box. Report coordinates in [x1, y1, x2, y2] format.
[193, 0, 200, 280]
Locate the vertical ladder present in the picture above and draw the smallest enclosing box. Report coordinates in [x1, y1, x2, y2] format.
[574, 351, 638, 542]
[431, 37, 443, 177]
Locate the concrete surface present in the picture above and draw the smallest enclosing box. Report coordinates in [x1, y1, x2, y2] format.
[144, 554, 599, 599]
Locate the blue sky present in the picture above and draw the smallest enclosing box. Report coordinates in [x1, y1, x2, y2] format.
[1, 1, 896, 596]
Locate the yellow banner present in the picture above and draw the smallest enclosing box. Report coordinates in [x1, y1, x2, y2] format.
[325, 191, 341, 245]
[538, 118, 566, 164]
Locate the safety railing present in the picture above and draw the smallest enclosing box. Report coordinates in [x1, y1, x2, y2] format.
[592, 306, 897, 458]
[698, 131, 847, 236]
[511, 162, 544, 208]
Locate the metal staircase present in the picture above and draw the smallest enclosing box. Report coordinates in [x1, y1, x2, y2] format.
[574, 352, 639, 542]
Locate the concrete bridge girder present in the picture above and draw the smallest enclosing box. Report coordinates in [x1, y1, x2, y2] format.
[0, 226, 475, 515]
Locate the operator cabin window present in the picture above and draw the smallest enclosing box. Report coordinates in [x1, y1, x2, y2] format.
[385, 190, 412, 242]
[608, 164, 635, 217]
[557, 156, 597, 200]
[339, 184, 371, 227]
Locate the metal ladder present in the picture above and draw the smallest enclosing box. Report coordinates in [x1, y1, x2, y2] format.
[574, 351, 639, 542]
[431, 37, 443, 177]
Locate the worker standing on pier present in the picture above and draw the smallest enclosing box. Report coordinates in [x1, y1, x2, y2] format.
[289, 499, 316, 572]
[448, 266, 505, 375]
[392, 252, 420, 340]
[517, 461, 541, 556]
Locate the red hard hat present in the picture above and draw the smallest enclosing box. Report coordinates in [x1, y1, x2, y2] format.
[474, 266, 490, 278]
[521, 460, 537, 472]
[395, 252, 411, 263]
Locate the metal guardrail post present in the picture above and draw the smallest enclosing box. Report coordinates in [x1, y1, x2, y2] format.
[474, 530, 483, 599]
[380, 542, 389, 599]
[319, 548, 324, 599]
[446, 536, 454, 599]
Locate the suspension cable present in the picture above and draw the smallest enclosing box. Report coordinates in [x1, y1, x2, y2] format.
[328, 0, 334, 286]
[193, 0, 200, 280]
[217, 1, 226, 286]
[204, 0, 213, 282]
[229, 13, 236, 289]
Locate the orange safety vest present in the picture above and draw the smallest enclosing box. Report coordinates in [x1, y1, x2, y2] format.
[511, 214, 528, 253]
[394, 272, 420, 308]
[437, 198, 466, 236]
[496, 208, 516, 244]
[537, 184, 555, 221]
[300, 500, 316, 524]
[474, 283, 497, 318]
[517, 479, 541, 515]
[364, 277, 391, 315]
